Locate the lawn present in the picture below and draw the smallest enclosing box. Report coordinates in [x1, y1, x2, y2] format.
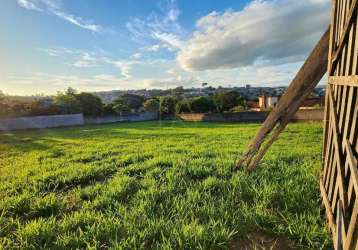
[0, 121, 331, 249]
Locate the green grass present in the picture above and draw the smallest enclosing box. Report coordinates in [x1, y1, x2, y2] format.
[0, 121, 331, 249]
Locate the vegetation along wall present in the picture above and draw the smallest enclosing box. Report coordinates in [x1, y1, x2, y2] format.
[83, 112, 158, 125]
[178, 109, 324, 122]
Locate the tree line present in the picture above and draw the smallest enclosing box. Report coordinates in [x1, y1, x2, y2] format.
[0, 88, 247, 118]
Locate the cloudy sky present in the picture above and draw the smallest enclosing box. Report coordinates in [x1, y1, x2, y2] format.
[0, 0, 330, 95]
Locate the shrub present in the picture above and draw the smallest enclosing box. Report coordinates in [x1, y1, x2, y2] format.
[230, 105, 246, 113]
[103, 103, 116, 115]
[175, 100, 191, 114]
[112, 98, 131, 114]
[159, 96, 176, 116]
[143, 99, 160, 113]
[213, 91, 245, 112]
[189, 97, 215, 113]
[28, 100, 60, 116]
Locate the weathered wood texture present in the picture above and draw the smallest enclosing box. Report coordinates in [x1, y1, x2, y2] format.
[321, 0, 358, 249]
[235, 28, 330, 173]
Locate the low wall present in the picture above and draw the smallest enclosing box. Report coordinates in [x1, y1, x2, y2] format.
[292, 108, 324, 121]
[178, 112, 269, 122]
[0, 112, 159, 131]
[84, 112, 158, 125]
[178, 109, 324, 122]
[0, 114, 84, 131]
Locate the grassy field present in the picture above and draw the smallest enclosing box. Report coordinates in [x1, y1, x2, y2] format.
[0, 121, 331, 249]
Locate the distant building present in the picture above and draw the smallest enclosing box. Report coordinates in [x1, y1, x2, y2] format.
[247, 101, 261, 111]
[258, 96, 278, 110]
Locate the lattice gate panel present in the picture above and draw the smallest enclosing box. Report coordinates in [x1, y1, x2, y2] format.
[321, 0, 358, 249]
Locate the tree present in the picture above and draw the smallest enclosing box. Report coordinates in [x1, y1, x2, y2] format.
[213, 91, 245, 112]
[159, 96, 176, 116]
[143, 99, 160, 113]
[175, 99, 191, 114]
[103, 103, 116, 115]
[28, 100, 59, 116]
[76, 92, 103, 116]
[65, 87, 77, 96]
[116, 94, 145, 112]
[53, 91, 82, 114]
[112, 98, 131, 114]
[189, 97, 215, 113]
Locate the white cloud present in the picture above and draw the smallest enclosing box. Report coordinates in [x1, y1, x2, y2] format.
[146, 44, 161, 52]
[177, 0, 330, 71]
[73, 53, 98, 68]
[113, 61, 136, 79]
[17, 0, 42, 11]
[16, 0, 103, 32]
[130, 53, 142, 59]
[168, 8, 180, 22]
[51, 10, 101, 32]
[3, 58, 302, 96]
[40, 47, 101, 68]
[126, 0, 185, 49]
[153, 32, 183, 50]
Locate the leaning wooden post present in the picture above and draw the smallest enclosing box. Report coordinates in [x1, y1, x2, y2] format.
[235, 27, 330, 173]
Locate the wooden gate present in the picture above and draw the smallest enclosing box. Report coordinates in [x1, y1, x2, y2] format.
[321, 0, 358, 249]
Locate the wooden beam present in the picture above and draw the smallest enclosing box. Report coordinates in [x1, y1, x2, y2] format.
[320, 178, 337, 234]
[331, 0, 358, 74]
[335, 200, 345, 250]
[344, 138, 358, 193]
[329, 75, 358, 87]
[328, 88, 347, 211]
[344, 191, 358, 250]
[235, 28, 330, 172]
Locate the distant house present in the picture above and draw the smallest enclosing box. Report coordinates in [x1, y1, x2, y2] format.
[247, 101, 261, 111]
[258, 96, 278, 110]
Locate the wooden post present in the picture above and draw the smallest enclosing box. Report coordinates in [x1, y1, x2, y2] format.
[236, 27, 330, 173]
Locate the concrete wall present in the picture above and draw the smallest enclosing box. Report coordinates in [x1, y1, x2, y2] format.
[0, 112, 158, 131]
[0, 114, 84, 131]
[292, 108, 324, 121]
[178, 112, 269, 122]
[84, 112, 158, 125]
[178, 109, 324, 122]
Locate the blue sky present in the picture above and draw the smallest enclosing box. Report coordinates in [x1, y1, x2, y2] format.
[0, 0, 330, 95]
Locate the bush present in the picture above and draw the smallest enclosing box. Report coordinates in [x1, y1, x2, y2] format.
[28, 101, 60, 116]
[159, 96, 176, 116]
[103, 103, 116, 115]
[143, 99, 160, 113]
[230, 105, 246, 113]
[112, 98, 131, 115]
[189, 97, 215, 113]
[213, 91, 245, 112]
[176, 100, 191, 114]
[0, 100, 29, 117]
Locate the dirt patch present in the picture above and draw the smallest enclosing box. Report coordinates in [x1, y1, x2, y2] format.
[229, 231, 295, 250]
